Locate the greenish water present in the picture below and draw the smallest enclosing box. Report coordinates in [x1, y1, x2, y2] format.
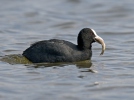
[0, 0, 134, 100]
[1, 54, 31, 64]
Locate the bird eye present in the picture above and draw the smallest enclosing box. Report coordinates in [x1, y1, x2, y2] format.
[90, 32, 94, 37]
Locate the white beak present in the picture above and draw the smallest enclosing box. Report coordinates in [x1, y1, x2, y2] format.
[91, 29, 106, 55]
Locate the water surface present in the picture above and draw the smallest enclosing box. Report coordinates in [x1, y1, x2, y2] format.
[0, 0, 134, 100]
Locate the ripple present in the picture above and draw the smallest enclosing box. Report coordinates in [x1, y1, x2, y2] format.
[52, 22, 76, 29]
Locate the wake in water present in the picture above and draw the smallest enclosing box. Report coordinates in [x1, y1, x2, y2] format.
[0, 54, 95, 72]
[0, 54, 32, 64]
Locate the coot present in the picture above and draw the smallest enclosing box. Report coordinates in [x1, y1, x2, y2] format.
[23, 28, 105, 63]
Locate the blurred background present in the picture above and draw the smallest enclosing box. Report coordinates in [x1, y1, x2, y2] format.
[0, 0, 134, 100]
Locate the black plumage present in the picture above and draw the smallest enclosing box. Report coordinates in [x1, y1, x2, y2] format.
[23, 28, 96, 63]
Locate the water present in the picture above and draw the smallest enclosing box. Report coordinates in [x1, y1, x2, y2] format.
[0, 0, 134, 100]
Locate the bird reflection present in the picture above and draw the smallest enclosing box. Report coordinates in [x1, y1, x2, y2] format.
[27, 60, 92, 68]
[26, 60, 97, 73]
[0, 54, 97, 73]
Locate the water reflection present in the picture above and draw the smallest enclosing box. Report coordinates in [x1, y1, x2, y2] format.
[27, 60, 98, 73]
[0, 54, 95, 73]
[26, 60, 93, 69]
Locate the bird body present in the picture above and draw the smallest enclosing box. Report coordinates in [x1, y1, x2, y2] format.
[23, 28, 105, 63]
[23, 39, 92, 63]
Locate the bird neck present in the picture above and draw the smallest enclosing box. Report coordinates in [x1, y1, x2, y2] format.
[77, 35, 92, 50]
